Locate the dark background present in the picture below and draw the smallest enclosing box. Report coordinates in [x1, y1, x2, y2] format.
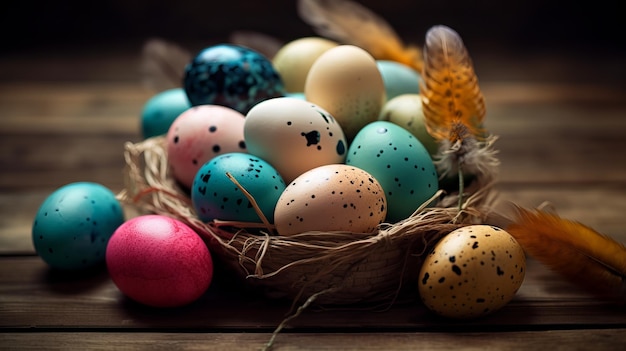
[2, 0, 624, 55]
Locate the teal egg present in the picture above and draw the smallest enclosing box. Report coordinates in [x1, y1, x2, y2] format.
[285, 92, 306, 100]
[32, 182, 125, 270]
[191, 153, 286, 223]
[346, 121, 438, 223]
[141, 88, 191, 139]
[379, 94, 439, 156]
[376, 60, 421, 101]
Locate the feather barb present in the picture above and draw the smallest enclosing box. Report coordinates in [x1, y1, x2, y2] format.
[420, 25, 486, 143]
[297, 0, 423, 72]
[506, 207, 626, 299]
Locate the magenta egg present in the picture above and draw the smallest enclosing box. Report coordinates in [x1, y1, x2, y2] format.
[105, 215, 213, 308]
[166, 105, 247, 189]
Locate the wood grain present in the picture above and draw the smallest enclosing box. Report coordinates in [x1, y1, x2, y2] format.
[2, 330, 626, 351]
[1, 45, 625, 350]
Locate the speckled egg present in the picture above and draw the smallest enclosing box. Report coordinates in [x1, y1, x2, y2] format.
[418, 225, 526, 319]
[376, 60, 421, 101]
[244, 97, 347, 183]
[191, 152, 286, 223]
[166, 105, 247, 190]
[32, 182, 125, 270]
[106, 215, 213, 308]
[379, 94, 438, 156]
[140, 88, 191, 139]
[183, 44, 285, 114]
[274, 164, 387, 236]
[346, 121, 438, 223]
[305, 45, 386, 141]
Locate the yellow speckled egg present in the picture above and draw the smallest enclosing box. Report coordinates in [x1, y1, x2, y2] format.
[272, 37, 339, 93]
[418, 225, 526, 319]
[305, 45, 386, 141]
[274, 164, 387, 236]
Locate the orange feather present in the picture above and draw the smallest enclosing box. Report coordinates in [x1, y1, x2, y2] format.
[420, 25, 486, 143]
[297, 0, 423, 72]
[506, 207, 626, 300]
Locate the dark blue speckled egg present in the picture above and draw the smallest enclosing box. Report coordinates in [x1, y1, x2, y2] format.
[191, 153, 286, 223]
[183, 44, 285, 114]
[32, 182, 125, 270]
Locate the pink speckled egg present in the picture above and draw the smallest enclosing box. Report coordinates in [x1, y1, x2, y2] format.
[105, 215, 213, 308]
[166, 105, 247, 189]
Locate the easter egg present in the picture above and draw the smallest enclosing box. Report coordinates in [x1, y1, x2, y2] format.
[183, 44, 285, 114]
[379, 94, 439, 156]
[272, 37, 339, 93]
[346, 121, 438, 223]
[191, 153, 286, 223]
[418, 225, 526, 319]
[166, 105, 247, 189]
[244, 97, 347, 183]
[274, 164, 387, 236]
[305, 45, 386, 141]
[106, 215, 213, 308]
[140, 88, 191, 139]
[376, 60, 421, 101]
[32, 182, 125, 270]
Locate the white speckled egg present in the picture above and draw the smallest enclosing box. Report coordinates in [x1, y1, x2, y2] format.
[418, 225, 526, 319]
[274, 164, 387, 236]
[244, 97, 347, 183]
[305, 45, 386, 141]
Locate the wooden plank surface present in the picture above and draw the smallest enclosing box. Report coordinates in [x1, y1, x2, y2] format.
[1, 43, 625, 350]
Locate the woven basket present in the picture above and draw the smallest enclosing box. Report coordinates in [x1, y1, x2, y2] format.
[117, 136, 496, 306]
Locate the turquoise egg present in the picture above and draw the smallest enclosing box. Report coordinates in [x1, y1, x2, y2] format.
[191, 153, 286, 223]
[376, 60, 421, 101]
[346, 121, 438, 223]
[141, 88, 191, 139]
[32, 182, 125, 270]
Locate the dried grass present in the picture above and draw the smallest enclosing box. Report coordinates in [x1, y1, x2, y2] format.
[117, 136, 496, 306]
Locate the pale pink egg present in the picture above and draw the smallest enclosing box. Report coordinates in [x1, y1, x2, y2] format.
[166, 105, 247, 189]
[105, 215, 213, 308]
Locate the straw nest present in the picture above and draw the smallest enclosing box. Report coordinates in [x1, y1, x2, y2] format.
[117, 136, 496, 306]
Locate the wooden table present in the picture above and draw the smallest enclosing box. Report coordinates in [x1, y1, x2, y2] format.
[1, 43, 625, 350]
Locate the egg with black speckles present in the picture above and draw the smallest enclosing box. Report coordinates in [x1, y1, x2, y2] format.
[167, 105, 247, 190]
[418, 225, 526, 319]
[183, 44, 285, 114]
[191, 152, 286, 223]
[346, 120, 438, 223]
[244, 97, 347, 183]
[274, 164, 387, 236]
[32, 182, 125, 270]
[379, 94, 438, 156]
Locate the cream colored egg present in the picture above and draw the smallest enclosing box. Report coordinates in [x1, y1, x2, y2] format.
[305, 45, 386, 141]
[272, 37, 339, 93]
[244, 97, 348, 183]
[379, 94, 439, 156]
[274, 164, 387, 236]
[418, 225, 526, 319]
